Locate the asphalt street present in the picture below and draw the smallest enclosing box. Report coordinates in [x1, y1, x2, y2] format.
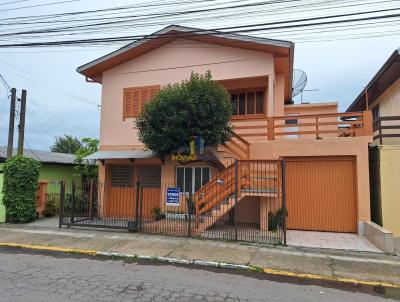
[0, 249, 398, 302]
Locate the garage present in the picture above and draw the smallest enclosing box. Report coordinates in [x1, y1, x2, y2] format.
[285, 156, 357, 233]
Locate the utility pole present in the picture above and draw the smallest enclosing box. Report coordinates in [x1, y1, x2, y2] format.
[6, 88, 16, 159]
[17, 89, 27, 156]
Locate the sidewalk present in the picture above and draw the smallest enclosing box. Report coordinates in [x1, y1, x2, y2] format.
[1, 222, 400, 287]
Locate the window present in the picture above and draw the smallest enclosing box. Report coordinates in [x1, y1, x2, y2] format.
[138, 166, 161, 187]
[230, 89, 264, 116]
[285, 118, 298, 125]
[176, 166, 211, 193]
[111, 165, 133, 187]
[123, 85, 160, 119]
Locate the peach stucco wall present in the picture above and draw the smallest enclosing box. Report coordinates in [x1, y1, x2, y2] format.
[100, 39, 276, 149]
[249, 136, 372, 226]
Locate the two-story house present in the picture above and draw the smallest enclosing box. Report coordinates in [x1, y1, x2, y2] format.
[78, 25, 372, 238]
[348, 49, 400, 239]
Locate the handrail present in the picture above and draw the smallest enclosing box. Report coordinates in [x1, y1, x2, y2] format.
[231, 111, 363, 122]
[231, 111, 371, 140]
[372, 115, 400, 144]
[194, 160, 282, 229]
[194, 163, 236, 227]
[222, 131, 250, 159]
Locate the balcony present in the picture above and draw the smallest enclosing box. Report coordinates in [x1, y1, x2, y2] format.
[230, 111, 372, 141]
[373, 115, 400, 144]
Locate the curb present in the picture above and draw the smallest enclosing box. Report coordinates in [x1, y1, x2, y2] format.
[1, 242, 399, 289]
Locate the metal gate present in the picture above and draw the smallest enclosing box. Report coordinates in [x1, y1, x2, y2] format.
[57, 160, 286, 245]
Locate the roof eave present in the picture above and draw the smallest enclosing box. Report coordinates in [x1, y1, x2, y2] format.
[76, 25, 294, 78]
[346, 48, 400, 112]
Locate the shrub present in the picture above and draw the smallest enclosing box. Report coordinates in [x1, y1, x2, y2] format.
[151, 207, 165, 221]
[42, 195, 59, 217]
[268, 207, 288, 231]
[2, 156, 41, 223]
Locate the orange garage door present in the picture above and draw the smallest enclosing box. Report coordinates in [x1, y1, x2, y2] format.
[285, 156, 357, 233]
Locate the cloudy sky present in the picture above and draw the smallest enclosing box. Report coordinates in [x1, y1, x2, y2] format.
[0, 0, 399, 150]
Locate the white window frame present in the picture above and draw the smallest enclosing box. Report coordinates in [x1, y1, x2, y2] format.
[176, 166, 211, 194]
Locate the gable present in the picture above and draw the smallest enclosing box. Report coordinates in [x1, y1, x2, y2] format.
[77, 26, 294, 101]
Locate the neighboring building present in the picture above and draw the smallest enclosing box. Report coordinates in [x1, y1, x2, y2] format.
[78, 25, 372, 235]
[347, 48, 400, 145]
[348, 49, 400, 237]
[0, 147, 77, 218]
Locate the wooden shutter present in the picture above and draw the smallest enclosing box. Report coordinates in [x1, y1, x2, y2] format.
[123, 85, 160, 119]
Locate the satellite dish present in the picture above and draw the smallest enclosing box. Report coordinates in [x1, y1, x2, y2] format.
[292, 69, 307, 98]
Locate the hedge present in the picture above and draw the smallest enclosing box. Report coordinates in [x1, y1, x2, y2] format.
[2, 156, 41, 223]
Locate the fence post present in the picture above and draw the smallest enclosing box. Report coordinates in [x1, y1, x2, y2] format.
[139, 185, 144, 231]
[58, 181, 65, 228]
[134, 181, 140, 231]
[187, 190, 193, 238]
[70, 181, 76, 226]
[281, 160, 287, 246]
[234, 160, 239, 241]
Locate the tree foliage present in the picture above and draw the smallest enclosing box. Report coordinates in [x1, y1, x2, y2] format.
[136, 71, 232, 160]
[2, 156, 41, 223]
[74, 137, 99, 179]
[50, 134, 82, 154]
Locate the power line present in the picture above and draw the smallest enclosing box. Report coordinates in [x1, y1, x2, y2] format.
[0, 59, 99, 106]
[0, 73, 11, 91]
[1, 9, 399, 48]
[3, 2, 398, 38]
[0, 0, 82, 13]
[0, 0, 30, 6]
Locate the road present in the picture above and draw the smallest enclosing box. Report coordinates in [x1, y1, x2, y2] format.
[0, 249, 397, 302]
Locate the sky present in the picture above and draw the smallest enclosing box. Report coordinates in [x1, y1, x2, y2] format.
[0, 0, 399, 151]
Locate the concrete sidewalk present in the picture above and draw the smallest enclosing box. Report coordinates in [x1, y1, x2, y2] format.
[1, 223, 400, 287]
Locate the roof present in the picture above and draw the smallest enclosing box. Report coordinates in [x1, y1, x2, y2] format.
[84, 150, 156, 160]
[347, 48, 400, 112]
[0, 147, 75, 165]
[77, 25, 295, 102]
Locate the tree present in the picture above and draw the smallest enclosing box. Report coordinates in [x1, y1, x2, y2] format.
[50, 134, 82, 154]
[74, 137, 99, 179]
[2, 156, 41, 223]
[136, 71, 232, 161]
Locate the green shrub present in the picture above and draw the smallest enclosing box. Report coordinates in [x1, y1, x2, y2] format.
[42, 195, 59, 217]
[268, 207, 288, 231]
[2, 156, 41, 223]
[151, 207, 165, 221]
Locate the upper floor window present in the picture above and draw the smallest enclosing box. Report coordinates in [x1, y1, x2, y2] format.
[230, 90, 264, 116]
[123, 85, 160, 119]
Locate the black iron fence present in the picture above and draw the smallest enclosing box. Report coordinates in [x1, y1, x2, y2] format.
[55, 160, 286, 245]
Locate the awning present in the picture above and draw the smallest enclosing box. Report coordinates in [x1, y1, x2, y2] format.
[84, 150, 156, 160]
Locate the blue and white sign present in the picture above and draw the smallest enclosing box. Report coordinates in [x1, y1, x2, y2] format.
[166, 188, 180, 206]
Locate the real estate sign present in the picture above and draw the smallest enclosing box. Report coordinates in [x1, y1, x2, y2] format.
[166, 187, 180, 206]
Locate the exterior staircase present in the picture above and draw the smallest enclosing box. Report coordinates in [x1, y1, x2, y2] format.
[193, 147, 281, 234]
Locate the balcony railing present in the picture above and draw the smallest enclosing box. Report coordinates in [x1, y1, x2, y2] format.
[373, 115, 400, 144]
[231, 111, 372, 140]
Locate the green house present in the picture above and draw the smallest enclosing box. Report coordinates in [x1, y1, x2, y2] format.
[0, 147, 78, 222]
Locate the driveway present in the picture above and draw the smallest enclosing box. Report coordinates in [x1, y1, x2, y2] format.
[287, 230, 382, 252]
